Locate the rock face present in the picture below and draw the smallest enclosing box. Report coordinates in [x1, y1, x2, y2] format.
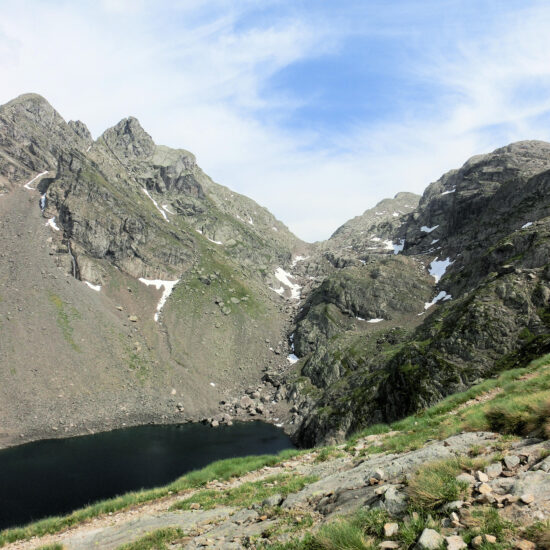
[288, 141, 550, 447]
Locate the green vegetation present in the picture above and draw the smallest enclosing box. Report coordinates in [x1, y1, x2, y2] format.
[171, 473, 317, 511]
[47, 291, 81, 351]
[36, 544, 64, 550]
[0, 450, 301, 547]
[346, 353, 550, 455]
[116, 527, 185, 550]
[406, 458, 469, 509]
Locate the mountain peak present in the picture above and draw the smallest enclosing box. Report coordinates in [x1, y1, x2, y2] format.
[101, 116, 155, 161]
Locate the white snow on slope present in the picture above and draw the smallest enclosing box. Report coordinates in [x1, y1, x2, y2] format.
[24, 171, 48, 190]
[522, 222, 533, 229]
[270, 267, 301, 300]
[429, 257, 453, 283]
[383, 240, 395, 251]
[138, 278, 180, 321]
[46, 217, 60, 231]
[162, 204, 175, 215]
[421, 225, 439, 233]
[441, 188, 456, 195]
[424, 290, 452, 310]
[291, 255, 308, 267]
[367, 318, 384, 323]
[393, 239, 405, 255]
[40, 194, 46, 211]
[195, 229, 222, 245]
[287, 354, 299, 364]
[84, 281, 101, 292]
[142, 188, 169, 221]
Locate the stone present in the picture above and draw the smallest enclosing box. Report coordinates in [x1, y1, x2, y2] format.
[416, 528, 444, 550]
[471, 536, 483, 547]
[128, 315, 138, 322]
[477, 483, 492, 495]
[384, 486, 408, 516]
[210, 420, 219, 428]
[262, 494, 283, 507]
[442, 501, 463, 512]
[484, 535, 497, 544]
[455, 473, 476, 485]
[476, 471, 489, 483]
[520, 493, 534, 504]
[384, 523, 399, 537]
[373, 469, 386, 481]
[503, 455, 520, 470]
[485, 462, 503, 479]
[515, 540, 535, 550]
[189, 502, 201, 510]
[445, 535, 466, 550]
[380, 542, 400, 549]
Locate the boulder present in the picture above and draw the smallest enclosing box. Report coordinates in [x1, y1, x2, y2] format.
[416, 529, 444, 550]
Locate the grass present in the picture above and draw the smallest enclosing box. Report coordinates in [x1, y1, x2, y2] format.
[171, 473, 317, 511]
[346, 353, 550, 455]
[47, 292, 81, 351]
[406, 458, 469, 510]
[36, 545, 64, 550]
[0, 450, 301, 547]
[115, 527, 185, 550]
[460, 506, 515, 549]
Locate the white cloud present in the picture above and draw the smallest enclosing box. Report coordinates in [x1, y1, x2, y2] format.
[0, 2, 549, 241]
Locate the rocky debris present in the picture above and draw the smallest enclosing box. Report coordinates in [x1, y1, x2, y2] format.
[417, 528, 444, 550]
[445, 535, 467, 550]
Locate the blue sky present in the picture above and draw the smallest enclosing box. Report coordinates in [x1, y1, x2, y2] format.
[1, 0, 550, 241]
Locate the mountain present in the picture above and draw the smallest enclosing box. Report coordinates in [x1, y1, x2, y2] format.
[0, 93, 308, 448]
[1, 93, 550, 451]
[284, 141, 550, 446]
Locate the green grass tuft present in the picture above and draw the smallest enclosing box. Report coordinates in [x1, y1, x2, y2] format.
[115, 527, 185, 550]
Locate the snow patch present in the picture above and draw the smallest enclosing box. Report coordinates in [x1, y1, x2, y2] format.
[291, 255, 307, 267]
[195, 229, 222, 245]
[383, 240, 395, 251]
[46, 217, 60, 231]
[287, 354, 299, 364]
[367, 318, 384, 323]
[86, 145, 92, 152]
[424, 291, 452, 310]
[272, 226, 278, 231]
[84, 281, 101, 292]
[429, 257, 453, 283]
[431, 239, 439, 245]
[24, 171, 48, 190]
[392, 212, 399, 217]
[162, 204, 175, 215]
[421, 225, 439, 233]
[393, 239, 405, 255]
[441, 188, 456, 195]
[138, 278, 180, 321]
[271, 267, 301, 300]
[248, 217, 254, 226]
[371, 237, 381, 242]
[40, 194, 47, 212]
[522, 222, 533, 229]
[142, 188, 169, 222]
[210, 382, 216, 387]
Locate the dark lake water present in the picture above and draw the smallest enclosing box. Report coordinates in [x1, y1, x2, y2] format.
[0, 422, 293, 530]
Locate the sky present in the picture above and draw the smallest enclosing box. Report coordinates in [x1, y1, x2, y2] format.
[1, 0, 550, 242]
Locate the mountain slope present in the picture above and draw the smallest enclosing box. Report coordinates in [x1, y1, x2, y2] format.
[0, 94, 308, 448]
[285, 141, 550, 446]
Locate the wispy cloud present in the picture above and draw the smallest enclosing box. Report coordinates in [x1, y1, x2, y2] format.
[0, 1, 549, 241]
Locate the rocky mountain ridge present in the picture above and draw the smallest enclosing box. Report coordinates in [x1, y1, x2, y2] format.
[1, 92, 550, 451]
